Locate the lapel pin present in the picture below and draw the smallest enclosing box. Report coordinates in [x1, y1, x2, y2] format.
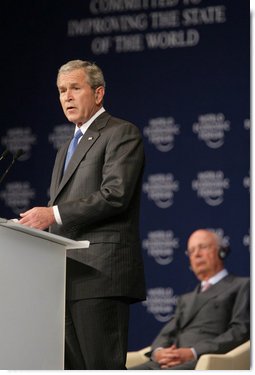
[88, 136, 93, 141]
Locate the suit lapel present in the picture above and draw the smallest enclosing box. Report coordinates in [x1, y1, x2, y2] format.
[179, 286, 200, 329]
[57, 129, 99, 193]
[52, 112, 110, 203]
[52, 143, 69, 193]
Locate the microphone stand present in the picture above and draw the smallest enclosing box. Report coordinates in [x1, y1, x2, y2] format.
[0, 149, 24, 186]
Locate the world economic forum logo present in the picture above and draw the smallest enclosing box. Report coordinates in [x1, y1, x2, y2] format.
[207, 227, 230, 248]
[48, 124, 74, 150]
[0, 181, 36, 215]
[142, 287, 177, 322]
[1, 127, 37, 160]
[143, 173, 179, 208]
[142, 230, 179, 265]
[243, 229, 250, 250]
[192, 113, 230, 149]
[244, 119, 250, 130]
[192, 170, 230, 206]
[143, 117, 180, 151]
[243, 171, 250, 192]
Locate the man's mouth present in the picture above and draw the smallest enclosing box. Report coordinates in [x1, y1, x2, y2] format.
[195, 260, 205, 267]
[66, 106, 76, 113]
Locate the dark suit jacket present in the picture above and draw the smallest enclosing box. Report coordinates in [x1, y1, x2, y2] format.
[48, 111, 146, 301]
[152, 275, 250, 358]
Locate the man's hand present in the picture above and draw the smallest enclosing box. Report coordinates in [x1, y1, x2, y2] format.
[154, 345, 195, 369]
[19, 207, 56, 230]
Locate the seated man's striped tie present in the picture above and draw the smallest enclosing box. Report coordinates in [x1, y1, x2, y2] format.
[201, 281, 211, 292]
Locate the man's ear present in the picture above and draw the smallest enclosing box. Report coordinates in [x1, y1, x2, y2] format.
[95, 86, 105, 104]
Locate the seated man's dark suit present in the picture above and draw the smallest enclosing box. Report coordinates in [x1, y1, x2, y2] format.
[132, 274, 250, 370]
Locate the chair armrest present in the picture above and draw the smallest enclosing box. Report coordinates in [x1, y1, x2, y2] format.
[126, 346, 151, 368]
[195, 341, 250, 370]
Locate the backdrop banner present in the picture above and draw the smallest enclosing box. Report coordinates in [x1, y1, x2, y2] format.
[0, 0, 250, 350]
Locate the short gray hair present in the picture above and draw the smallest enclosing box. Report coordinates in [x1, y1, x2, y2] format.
[57, 59, 106, 90]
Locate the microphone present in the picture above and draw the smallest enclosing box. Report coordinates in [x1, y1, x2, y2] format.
[13, 149, 24, 161]
[0, 149, 10, 161]
[0, 149, 25, 186]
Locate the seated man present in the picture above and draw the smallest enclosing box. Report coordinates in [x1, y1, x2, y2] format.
[130, 229, 250, 370]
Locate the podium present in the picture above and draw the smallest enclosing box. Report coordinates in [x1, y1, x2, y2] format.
[0, 218, 89, 370]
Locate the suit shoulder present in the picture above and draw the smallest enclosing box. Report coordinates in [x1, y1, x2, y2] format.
[177, 290, 194, 302]
[226, 274, 250, 290]
[228, 274, 250, 283]
[106, 113, 141, 133]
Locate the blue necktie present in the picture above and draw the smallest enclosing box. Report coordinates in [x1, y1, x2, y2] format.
[64, 128, 83, 172]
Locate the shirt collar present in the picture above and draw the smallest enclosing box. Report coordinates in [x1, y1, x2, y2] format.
[74, 107, 105, 135]
[202, 269, 228, 286]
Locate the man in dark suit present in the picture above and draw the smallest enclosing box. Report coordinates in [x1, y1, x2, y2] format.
[130, 229, 250, 370]
[19, 60, 146, 369]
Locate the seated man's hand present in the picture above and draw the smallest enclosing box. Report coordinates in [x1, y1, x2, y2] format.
[154, 345, 195, 369]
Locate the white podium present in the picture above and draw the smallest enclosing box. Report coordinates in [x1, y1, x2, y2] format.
[0, 218, 89, 370]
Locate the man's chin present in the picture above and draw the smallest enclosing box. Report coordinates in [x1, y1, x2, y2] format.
[66, 116, 76, 123]
[194, 267, 207, 279]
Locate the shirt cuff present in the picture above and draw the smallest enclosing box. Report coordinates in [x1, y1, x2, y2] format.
[190, 347, 197, 359]
[151, 347, 163, 361]
[53, 205, 62, 225]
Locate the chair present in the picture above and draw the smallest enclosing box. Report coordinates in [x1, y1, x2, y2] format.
[126, 346, 151, 368]
[126, 341, 250, 370]
[195, 340, 250, 370]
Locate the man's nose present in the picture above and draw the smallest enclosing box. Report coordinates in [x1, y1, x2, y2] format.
[66, 90, 73, 101]
[193, 248, 203, 256]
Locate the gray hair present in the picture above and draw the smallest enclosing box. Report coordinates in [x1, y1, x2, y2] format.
[57, 59, 106, 90]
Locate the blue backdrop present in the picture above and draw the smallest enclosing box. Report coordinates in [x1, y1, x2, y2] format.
[0, 0, 250, 350]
